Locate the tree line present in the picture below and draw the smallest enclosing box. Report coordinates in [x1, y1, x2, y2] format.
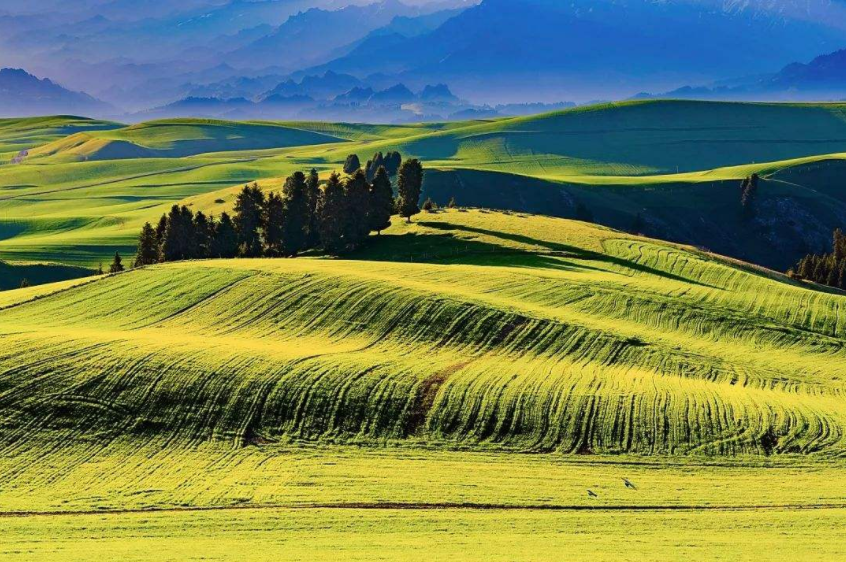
[790, 228, 846, 290]
[132, 154, 423, 268]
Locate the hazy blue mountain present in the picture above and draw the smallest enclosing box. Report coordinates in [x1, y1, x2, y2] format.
[0, 68, 113, 117]
[224, 1, 447, 71]
[307, 0, 846, 102]
[639, 48, 846, 102]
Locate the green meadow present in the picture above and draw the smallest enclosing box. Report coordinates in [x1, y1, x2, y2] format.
[4, 100, 846, 273]
[3, 101, 846, 559]
[2, 209, 846, 558]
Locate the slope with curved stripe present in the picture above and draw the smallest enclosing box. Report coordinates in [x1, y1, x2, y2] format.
[1, 210, 845, 456]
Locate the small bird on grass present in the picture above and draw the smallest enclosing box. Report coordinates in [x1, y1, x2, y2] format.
[623, 478, 637, 490]
[587, 489, 598, 498]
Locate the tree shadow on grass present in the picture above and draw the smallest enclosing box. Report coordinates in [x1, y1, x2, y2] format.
[350, 231, 605, 274]
[412, 221, 723, 289]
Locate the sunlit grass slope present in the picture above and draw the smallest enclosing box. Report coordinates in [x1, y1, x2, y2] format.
[2, 210, 845, 456]
[28, 118, 346, 162]
[5, 101, 846, 269]
[0, 115, 120, 160]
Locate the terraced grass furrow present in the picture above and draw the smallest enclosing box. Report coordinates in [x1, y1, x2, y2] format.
[1, 211, 845, 457]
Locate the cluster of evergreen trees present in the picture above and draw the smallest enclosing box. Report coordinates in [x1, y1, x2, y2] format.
[791, 228, 846, 289]
[133, 157, 423, 268]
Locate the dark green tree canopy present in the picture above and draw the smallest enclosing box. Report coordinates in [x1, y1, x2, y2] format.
[263, 191, 285, 256]
[343, 154, 361, 175]
[211, 212, 238, 259]
[370, 166, 394, 235]
[343, 169, 373, 250]
[134, 222, 159, 267]
[234, 183, 265, 257]
[109, 252, 125, 274]
[280, 171, 311, 257]
[397, 159, 423, 222]
[317, 172, 347, 254]
[306, 168, 321, 247]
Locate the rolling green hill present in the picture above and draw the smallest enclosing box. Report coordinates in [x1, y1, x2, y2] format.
[4, 100, 846, 273]
[2, 210, 845, 455]
[27, 119, 347, 162]
[2, 210, 846, 559]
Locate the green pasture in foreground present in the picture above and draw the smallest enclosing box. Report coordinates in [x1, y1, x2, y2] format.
[6, 100, 846, 271]
[2, 209, 846, 559]
[1, 447, 845, 561]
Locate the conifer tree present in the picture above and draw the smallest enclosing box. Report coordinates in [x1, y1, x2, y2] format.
[234, 183, 264, 257]
[369, 166, 394, 235]
[134, 222, 159, 267]
[365, 152, 385, 182]
[344, 169, 372, 249]
[280, 171, 311, 256]
[306, 168, 321, 246]
[263, 191, 285, 256]
[109, 252, 124, 274]
[317, 173, 347, 254]
[343, 154, 361, 175]
[193, 211, 212, 259]
[162, 205, 195, 262]
[397, 159, 423, 223]
[384, 151, 402, 175]
[154, 214, 167, 250]
[212, 212, 238, 258]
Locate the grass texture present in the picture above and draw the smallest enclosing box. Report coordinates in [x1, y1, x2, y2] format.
[2, 209, 846, 559]
[5, 101, 846, 269]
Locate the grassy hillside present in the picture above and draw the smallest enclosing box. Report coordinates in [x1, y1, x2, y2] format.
[4, 101, 846, 272]
[28, 119, 347, 162]
[2, 210, 845, 455]
[328, 100, 846, 179]
[2, 209, 846, 559]
[0, 115, 120, 160]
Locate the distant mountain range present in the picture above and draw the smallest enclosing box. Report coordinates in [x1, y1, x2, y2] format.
[637, 48, 846, 102]
[2, 0, 846, 119]
[138, 76, 573, 122]
[0, 68, 113, 117]
[298, 0, 846, 103]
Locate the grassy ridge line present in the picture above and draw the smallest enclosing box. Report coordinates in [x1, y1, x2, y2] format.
[7, 100, 846, 267]
[1, 211, 845, 455]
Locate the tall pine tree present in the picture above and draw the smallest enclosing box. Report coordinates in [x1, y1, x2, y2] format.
[193, 211, 212, 259]
[280, 171, 311, 257]
[212, 212, 238, 258]
[343, 154, 361, 175]
[134, 222, 159, 267]
[234, 183, 265, 257]
[317, 173, 347, 254]
[263, 191, 285, 256]
[344, 169, 372, 249]
[306, 168, 321, 247]
[397, 159, 423, 223]
[370, 166, 394, 235]
[162, 205, 195, 262]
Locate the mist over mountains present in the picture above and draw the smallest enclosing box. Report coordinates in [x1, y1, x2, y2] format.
[2, 0, 846, 121]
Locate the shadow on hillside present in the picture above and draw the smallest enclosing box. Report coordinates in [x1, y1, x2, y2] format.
[351, 232, 606, 274]
[414, 221, 722, 289]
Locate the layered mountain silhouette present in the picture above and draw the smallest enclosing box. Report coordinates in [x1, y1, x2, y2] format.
[0, 69, 113, 117]
[302, 0, 846, 102]
[638, 48, 846, 102]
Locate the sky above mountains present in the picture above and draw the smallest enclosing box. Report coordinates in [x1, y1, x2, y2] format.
[1, 0, 846, 120]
